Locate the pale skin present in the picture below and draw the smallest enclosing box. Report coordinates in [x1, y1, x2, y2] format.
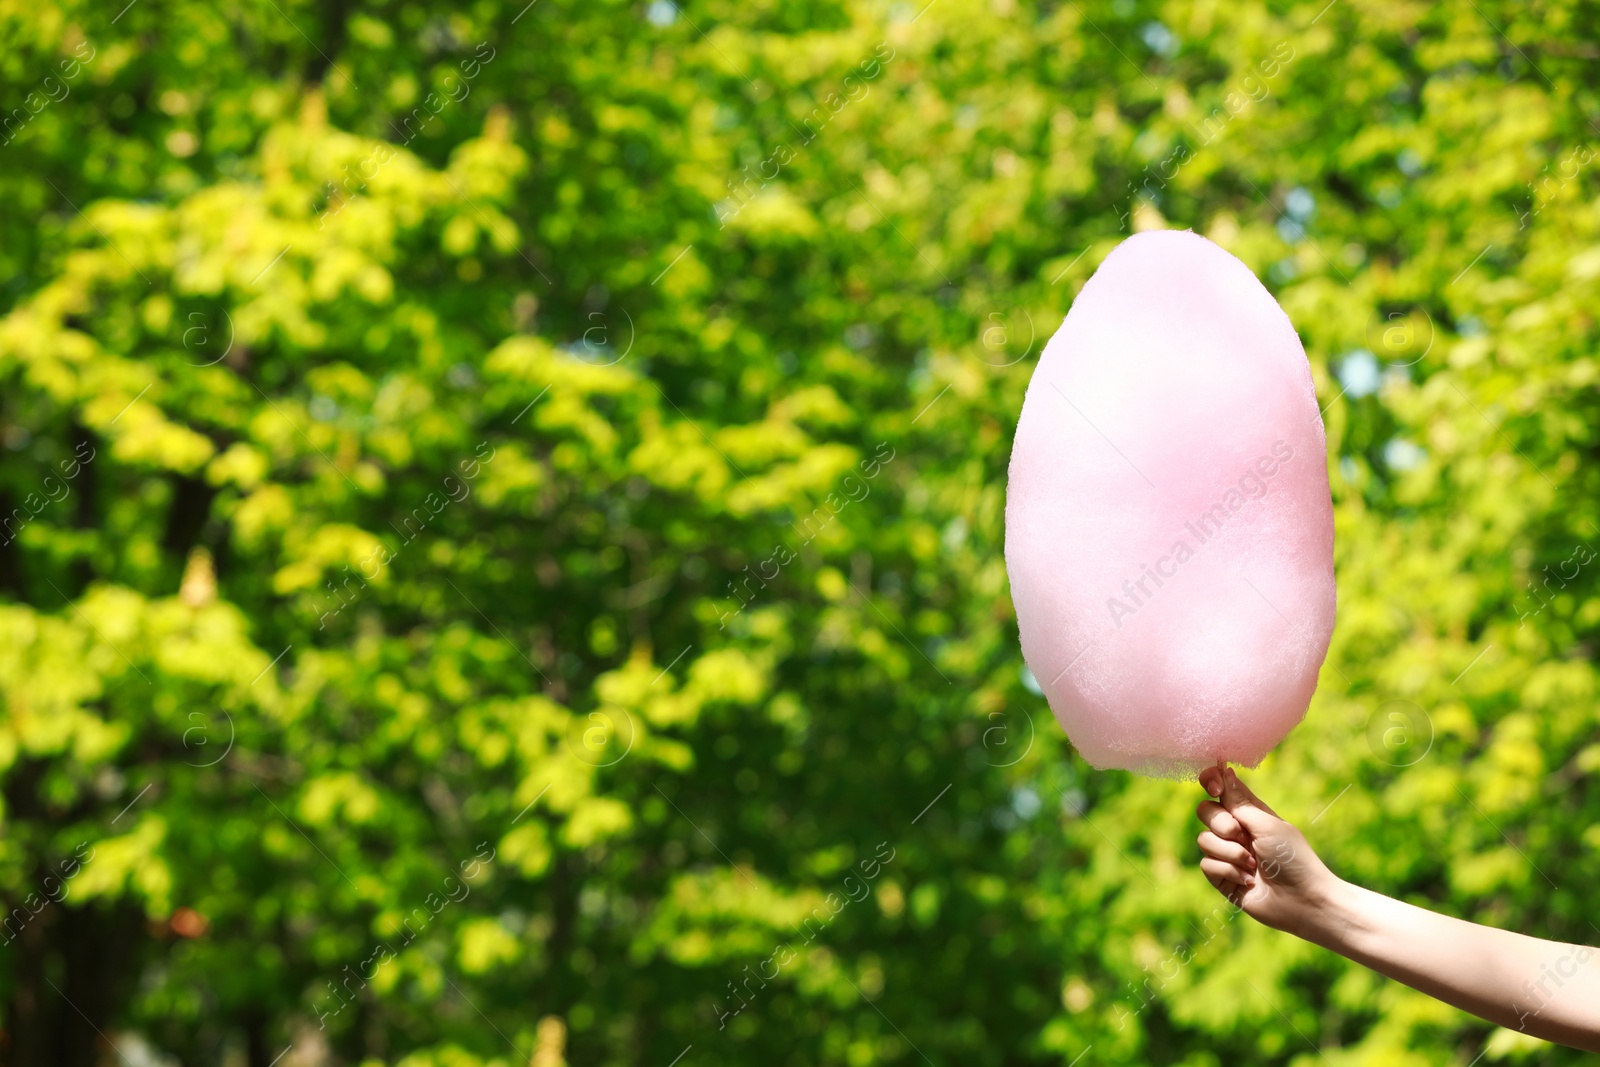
[1195, 765, 1600, 1054]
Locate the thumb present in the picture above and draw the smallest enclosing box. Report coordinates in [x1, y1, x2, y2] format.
[1220, 768, 1280, 834]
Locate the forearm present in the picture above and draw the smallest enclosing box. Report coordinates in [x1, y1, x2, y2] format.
[1296, 877, 1600, 1052]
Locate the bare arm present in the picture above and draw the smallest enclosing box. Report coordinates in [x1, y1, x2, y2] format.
[1194, 766, 1600, 1053]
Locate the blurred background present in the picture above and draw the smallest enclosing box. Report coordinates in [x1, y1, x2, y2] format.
[1, 0, 1597, 1064]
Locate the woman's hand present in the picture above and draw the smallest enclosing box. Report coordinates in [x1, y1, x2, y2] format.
[1194, 765, 1600, 1052]
[1194, 765, 1337, 936]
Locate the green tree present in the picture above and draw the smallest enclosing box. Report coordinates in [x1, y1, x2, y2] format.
[0, 1, 1597, 1065]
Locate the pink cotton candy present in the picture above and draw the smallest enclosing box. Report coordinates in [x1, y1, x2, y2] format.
[1004, 229, 1335, 778]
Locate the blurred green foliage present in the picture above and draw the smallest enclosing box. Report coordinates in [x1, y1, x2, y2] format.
[0, 0, 1597, 1064]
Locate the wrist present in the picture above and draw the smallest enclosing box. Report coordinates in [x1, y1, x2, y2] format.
[1286, 870, 1356, 945]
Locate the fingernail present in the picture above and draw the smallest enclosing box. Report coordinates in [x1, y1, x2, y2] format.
[1206, 780, 1221, 798]
[1244, 874, 1256, 888]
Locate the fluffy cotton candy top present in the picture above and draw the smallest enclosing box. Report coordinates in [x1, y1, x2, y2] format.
[1004, 229, 1335, 778]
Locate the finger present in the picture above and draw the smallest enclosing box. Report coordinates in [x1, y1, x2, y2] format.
[1204, 871, 1244, 909]
[1199, 765, 1224, 798]
[1211, 872, 1243, 907]
[1200, 857, 1254, 888]
[1196, 801, 1249, 843]
[1224, 767, 1281, 817]
[1198, 831, 1257, 869]
[1220, 768, 1282, 830]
